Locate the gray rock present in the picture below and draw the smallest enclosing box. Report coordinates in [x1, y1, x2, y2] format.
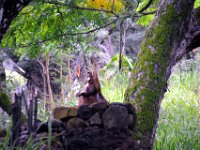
[102, 105, 129, 129]
[128, 114, 136, 131]
[88, 113, 102, 126]
[66, 118, 87, 129]
[92, 102, 108, 113]
[78, 105, 93, 120]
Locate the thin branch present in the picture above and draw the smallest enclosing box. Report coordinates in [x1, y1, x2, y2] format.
[139, 10, 156, 15]
[19, 7, 35, 15]
[17, 19, 118, 48]
[138, 0, 153, 13]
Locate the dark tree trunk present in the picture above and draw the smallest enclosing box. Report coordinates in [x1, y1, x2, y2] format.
[124, 0, 198, 149]
[0, 0, 32, 115]
[0, 0, 31, 41]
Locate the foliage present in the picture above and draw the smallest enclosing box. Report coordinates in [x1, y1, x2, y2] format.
[101, 72, 129, 103]
[136, 0, 160, 26]
[136, 14, 154, 26]
[86, 0, 125, 13]
[0, 0, 160, 58]
[101, 53, 135, 71]
[1, 123, 12, 150]
[0, 0, 111, 58]
[5, 70, 26, 94]
[195, 0, 200, 8]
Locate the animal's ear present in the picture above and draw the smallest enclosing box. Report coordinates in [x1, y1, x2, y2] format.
[76, 92, 84, 97]
[76, 90, 88, 97]
[75, 63, 81, 78]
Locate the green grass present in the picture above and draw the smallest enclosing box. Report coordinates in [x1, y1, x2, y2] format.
[153, 70, 200, 150]
[101, 72, 128, 103]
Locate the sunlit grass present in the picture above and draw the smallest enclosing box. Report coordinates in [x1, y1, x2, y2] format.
[101, 72, 128, 103]
[153, 69, 200, 150]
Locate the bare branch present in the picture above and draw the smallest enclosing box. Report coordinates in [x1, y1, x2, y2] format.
[139, 10, 156, 15]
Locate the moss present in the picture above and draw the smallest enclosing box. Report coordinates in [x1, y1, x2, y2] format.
[0, 92, 27, 122]
[0, 92, 12, 115]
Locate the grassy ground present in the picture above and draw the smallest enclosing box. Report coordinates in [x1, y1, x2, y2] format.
[153, 68, 200, 150]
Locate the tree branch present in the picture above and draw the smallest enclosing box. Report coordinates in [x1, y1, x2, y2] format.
[139, 10, 156, 15]
[16, 18, 118, 48]
[174, 7, 200, 63]
[138, 0, 154, 13]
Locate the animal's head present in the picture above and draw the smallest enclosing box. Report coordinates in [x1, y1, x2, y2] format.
[77, 71, 100, 97]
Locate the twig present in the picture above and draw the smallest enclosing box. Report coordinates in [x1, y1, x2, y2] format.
[119, 20, 128, 71]
[138, 0, 154, 13]
[139, 10, 156, 15]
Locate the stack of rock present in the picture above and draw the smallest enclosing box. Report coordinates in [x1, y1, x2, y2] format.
[2, 103, 137, 150]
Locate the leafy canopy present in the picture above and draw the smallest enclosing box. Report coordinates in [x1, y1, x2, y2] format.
[0, 0, 162, 58]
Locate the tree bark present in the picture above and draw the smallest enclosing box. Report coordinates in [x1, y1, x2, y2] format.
[0, 0, 31, 41]
[124, 0, 196, 149]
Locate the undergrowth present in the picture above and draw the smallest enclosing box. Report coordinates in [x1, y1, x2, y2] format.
[153, 66, 200, 150]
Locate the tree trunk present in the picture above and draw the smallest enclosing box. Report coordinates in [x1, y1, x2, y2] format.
[0, 57, 12, 114]
[0, 0, 31, 115]
[124, 0, 196, 149]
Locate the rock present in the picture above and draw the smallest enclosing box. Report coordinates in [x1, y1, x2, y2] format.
[124, 103, 136, 115]
[66, 118, 87, 129]
[77, 105, 93, 120]
[36, 119, 66, 134]
[102, 105, 129, 129]
[15, 103, 137, 149]
[66, 126, 134, 150]
[111, 102, 128, 107]
[53, 107, 77, 120]
[92, 102, 108, 113]
[128, 114, 136, 131]
[125, 104, 136, 130]
[88, 113, 102, 126]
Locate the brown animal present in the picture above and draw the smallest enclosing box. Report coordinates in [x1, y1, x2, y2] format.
[77, 71, 108, 107]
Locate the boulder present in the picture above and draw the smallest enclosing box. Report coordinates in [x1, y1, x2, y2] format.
[88, 113, 102, 126]
[77, 105, 93, 120]
[102, 104, 129, 129]
[53, 107, 77, 120]
[66, 118, 87, 129]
